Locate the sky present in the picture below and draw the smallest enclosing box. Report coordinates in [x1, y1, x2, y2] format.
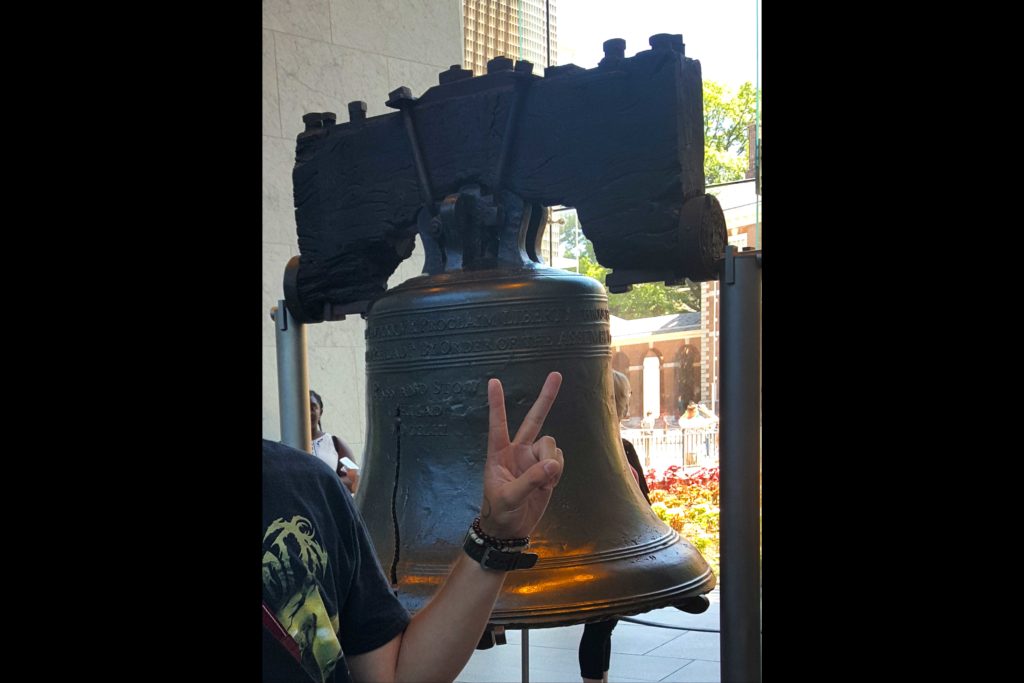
[556, 0, 760, 91]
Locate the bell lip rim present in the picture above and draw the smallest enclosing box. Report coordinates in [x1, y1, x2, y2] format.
[486, 570, 717, 625]
[390, 569, 717, 627]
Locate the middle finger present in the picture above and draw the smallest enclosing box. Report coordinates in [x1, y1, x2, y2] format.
[512, 371, 562, 444]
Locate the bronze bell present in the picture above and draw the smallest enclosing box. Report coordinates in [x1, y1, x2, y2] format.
[353, 192, 715, 628]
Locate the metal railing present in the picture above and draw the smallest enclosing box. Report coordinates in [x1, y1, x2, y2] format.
[622, 425, 719, 473]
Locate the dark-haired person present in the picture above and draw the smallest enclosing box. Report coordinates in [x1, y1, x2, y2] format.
[264, 372, 564, 683]
[309, 389, 359, 494]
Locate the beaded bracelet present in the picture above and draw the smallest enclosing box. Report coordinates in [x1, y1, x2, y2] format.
[470, 517, 530, 551]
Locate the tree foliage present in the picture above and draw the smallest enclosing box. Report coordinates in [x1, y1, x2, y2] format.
[703, 81, 758, 185]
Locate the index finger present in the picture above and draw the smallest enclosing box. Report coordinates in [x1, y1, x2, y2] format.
[512, 371, 562, 445]
[487, 377, 511, 453]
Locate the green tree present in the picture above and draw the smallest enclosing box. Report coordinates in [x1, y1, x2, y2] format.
[703, 81, 758, 185]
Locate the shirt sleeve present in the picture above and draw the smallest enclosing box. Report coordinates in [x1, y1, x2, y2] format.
[334, 491, 411, 656]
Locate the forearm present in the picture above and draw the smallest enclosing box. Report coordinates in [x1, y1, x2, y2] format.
[350, 373, 562, 683]
[394, 553, 506, 682]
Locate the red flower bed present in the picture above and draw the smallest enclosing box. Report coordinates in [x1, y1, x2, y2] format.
[644, 465, 721, 577]
[646, 465, 719, 499]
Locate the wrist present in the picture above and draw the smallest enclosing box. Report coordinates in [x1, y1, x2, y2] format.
[476, 513, 528, 541]
[476, 517, 505, 539]
[463, 520, 538, 572]
[471, 517, 529, 550]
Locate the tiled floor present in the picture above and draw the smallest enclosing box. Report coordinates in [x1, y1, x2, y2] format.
[456, 588, 722, 683]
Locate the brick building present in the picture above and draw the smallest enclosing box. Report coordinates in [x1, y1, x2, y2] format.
[610, 313, 703, 426]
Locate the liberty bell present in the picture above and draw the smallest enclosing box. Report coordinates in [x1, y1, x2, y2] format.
[354, 193, 717, 628]
[284, 34, 726, 628]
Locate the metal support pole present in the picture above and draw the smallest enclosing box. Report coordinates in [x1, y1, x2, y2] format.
[272, 299, 311, 452]
[719, 246, 762, 682]
[521, 628, 529, 683]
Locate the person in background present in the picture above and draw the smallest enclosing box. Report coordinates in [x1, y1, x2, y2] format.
[310, 389, 359, 494]
[695, 402, 719, 424]
[577, 370, 650, 683]
[678, 400, 717, 466]
[612, 371, 649, 501]
[677, 400, 709, 429]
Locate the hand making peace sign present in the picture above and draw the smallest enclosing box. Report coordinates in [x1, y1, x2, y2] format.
[478, 371, 564, 540]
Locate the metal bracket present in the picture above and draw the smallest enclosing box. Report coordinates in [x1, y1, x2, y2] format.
[271, 305, 286, 332]
[605, 268, 685, 293]
[724, 244, 737, 285]
[492, 65, 534, 195]
[322, 300, 371, 322]
[387, 86, 435, 213]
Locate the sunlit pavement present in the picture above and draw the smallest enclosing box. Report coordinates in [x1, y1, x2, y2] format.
[457, 434, 733, 682]
[457, 586, 725, 683]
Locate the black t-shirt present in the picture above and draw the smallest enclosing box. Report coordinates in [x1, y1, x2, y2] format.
[262, 439, 410, 683]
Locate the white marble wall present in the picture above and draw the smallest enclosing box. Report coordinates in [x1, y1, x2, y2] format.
[262, 0, 464, 454]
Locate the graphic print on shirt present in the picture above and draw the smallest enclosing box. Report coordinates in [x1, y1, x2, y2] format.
[263, 515, 342, 682]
